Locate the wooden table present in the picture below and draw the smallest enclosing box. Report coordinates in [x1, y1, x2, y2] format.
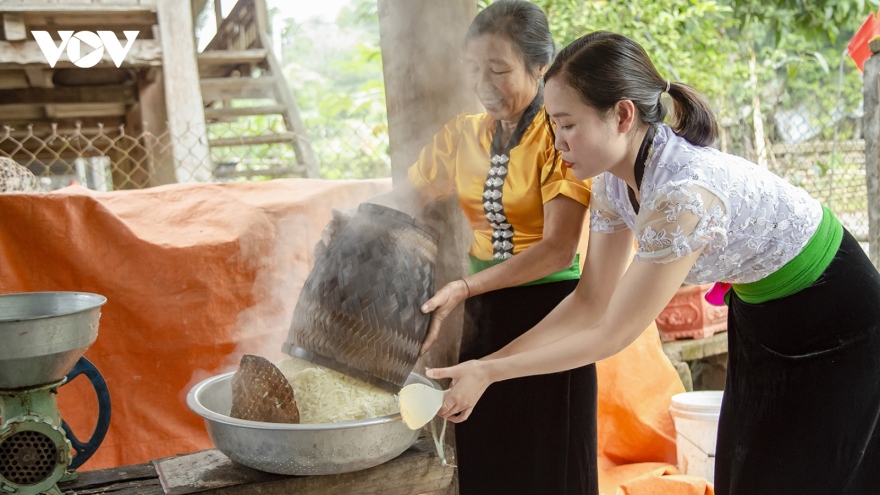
[59, 438, 455, 495]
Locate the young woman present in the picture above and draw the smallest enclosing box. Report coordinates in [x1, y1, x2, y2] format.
[428, 31, 880, 495]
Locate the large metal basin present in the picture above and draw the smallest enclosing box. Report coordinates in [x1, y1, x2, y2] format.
[187, 371, 436, 475]
[0, 292, 106, 389]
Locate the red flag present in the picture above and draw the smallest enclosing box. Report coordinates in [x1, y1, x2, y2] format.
[847, 10, 880, 72]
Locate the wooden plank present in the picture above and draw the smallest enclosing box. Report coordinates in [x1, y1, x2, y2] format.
[0, 5, 158, 14]
[209, 132, 295, 147]
[52, 103, 127, 118]
[204, 104, 284, 120]
[203, 0, 256, 52]
[62, 461, 158, 491]
[153, 439, 455, 495]
[3, 13, 27, 41]
[0, 40, 162, 69]
[197, 49, 267, 65]
[0, 85, 135, 105]
[59, 461, 164, 495]
[866, 51, 880, 268]
[200, 76, 276, 100]
[20, 10, 158, 34]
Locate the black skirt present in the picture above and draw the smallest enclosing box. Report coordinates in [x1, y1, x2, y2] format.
[716, 229, 880, 494]
[456, 279, 599, 495]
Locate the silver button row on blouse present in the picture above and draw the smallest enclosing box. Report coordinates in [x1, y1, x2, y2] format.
[483, 154, 514, 260]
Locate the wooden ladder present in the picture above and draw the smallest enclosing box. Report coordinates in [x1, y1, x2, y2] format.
[197, 0, 318, 179]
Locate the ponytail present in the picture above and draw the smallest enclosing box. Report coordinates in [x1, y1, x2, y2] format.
[546, 31, 718, 147]
[667, 82, 717, 147]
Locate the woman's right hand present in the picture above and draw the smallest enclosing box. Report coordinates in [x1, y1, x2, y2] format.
[314, 208, 356, 259]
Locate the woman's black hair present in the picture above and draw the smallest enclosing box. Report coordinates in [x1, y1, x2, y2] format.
[544, 31, 718, 147]
[465, 0, 555, 77]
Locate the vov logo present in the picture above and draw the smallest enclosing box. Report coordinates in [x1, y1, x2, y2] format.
[33, 31, 139, 68]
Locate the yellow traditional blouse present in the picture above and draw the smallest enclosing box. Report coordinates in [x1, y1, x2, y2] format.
[407, 108, 592, 262]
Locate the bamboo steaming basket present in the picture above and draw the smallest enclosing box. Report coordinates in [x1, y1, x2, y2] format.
[283, 203, 438, 393]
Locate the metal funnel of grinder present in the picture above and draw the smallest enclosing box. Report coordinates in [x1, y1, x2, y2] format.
[283, 203, 438, 393]
[0, 292, 106, 390]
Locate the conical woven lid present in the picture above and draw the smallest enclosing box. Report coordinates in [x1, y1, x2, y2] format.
[284, 203, 438, 393]
[230, 354, 300, 423]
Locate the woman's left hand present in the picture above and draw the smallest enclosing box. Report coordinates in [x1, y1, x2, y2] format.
[419, 280, 470, 356]
[426, 360, 493, 423]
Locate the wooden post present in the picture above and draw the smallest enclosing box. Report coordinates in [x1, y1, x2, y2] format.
[864, 39, 880, 268]
[214, 0, 224, 30]
[378, 2, 478, 494]
[157, 0, 213, 182]
[138, 67, 178, 186]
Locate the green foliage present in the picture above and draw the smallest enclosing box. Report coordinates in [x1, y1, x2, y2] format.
[278, 0, 876, 190]
[280, 0, 390, 179]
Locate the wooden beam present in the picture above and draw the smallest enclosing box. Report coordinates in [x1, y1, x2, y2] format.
[137, 67, 177, 186]
[203, 0, 257, 52]
[0, 5, 158, 14]
[0, 40, 162, 69]
[200, 76, 276, 100]
[2, 13, 26, 41]
[204, 104, 284, 119]
[213, 0, 223, 30]
[197, 49, 267, 65]
[209, 132, 295, 147]
[157, 0, 212, 182]
[52, 103, 127, 119]
[0, 71, 28, 90]
[23, 67, 53, 88]
[0, 85, 135, 105]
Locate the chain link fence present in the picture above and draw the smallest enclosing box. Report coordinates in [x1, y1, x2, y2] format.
[0, 114, 390, 190]
[712, 58, 867, 241]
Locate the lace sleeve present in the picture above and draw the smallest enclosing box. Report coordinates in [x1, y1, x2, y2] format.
[634, 181, 729, 264]
[589, 174, 628, 233]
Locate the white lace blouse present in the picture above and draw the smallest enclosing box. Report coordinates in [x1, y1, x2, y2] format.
[590, 124, 823, 285]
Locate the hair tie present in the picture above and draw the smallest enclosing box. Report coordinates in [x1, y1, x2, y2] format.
[665, 81, 671, 93]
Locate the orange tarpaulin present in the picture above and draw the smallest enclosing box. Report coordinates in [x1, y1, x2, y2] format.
[0, 179, 711, 494]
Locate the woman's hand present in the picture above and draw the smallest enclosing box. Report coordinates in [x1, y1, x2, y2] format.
[314, 208, 356, 259]
[419, 280, 471, 356]
[426, 360, 493, 423]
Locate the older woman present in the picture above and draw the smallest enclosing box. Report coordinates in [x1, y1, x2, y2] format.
[321, 2, 597, 493]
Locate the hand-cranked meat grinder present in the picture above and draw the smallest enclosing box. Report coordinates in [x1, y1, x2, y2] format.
[0, 292, 112, 495]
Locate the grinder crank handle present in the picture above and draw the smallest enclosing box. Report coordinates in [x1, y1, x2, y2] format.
[60, 356, 112, 470]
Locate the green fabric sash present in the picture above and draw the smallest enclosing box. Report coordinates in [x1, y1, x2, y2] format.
[731, 205, 843, 304]
[468, 253, 581, 287]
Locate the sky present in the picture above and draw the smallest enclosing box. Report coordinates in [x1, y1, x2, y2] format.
[269, 0, 349, 23]
[198, 0, 350, 52]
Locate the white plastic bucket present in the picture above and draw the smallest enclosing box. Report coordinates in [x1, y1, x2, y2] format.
[669, 391, 723, 482]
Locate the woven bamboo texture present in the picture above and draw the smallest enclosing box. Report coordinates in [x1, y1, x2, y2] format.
[286, 204, 438, 392]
